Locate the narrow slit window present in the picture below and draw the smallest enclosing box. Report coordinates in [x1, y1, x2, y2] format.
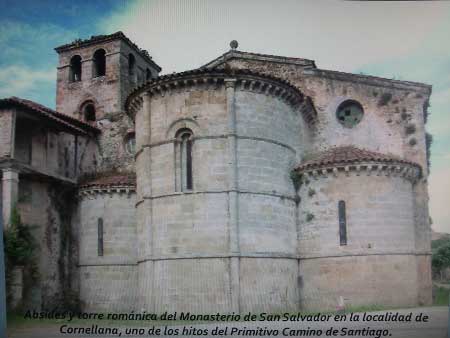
[185, 135, 193, 190]
[98, 218, 104, 256]
[176, 128, 194, 191]
[338, 200, 347, 246]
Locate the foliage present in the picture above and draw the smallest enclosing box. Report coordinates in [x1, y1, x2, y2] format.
[377, 92, 392, 107]
[405, 123, 416, 135]
[425, 132, 433, 171]
[433, 286, 450, 306]
[432, 235, 450, 252]
[4, 207, 36, 266]
[432, 239, 450, 278]
[423, 99, 430, 124]
[3, 207, 39, 307]
[290, 170, 302, 191]
[306, 212, 315, 222]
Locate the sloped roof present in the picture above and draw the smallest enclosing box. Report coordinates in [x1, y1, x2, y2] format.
[55, 31, 161, 72]
[296, 146, 421, 173]
[202, 49, 317, 69]
[79, 172, 136, 189]
[203, 49, 431, 93]
[0, 97, 100, 134]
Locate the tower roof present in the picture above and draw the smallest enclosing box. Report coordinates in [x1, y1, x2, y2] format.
[54, 31, 161, 72]
[296, 146, 421, 173]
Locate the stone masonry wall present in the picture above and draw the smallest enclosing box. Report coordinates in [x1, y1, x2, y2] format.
[55, 38, 159, 174]
[78, 191, 137, 312]
[134, 78, 304, 313]
[297, 171, 420, 310]
[220, 56, 432, 308]
[17, 181, 75, 310]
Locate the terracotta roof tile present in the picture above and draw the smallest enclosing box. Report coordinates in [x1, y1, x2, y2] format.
[296, 146, 421, 172]
[0, 97, 100, 134]
[79, 173, 136, 188]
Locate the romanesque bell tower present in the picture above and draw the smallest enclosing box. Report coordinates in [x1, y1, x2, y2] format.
[54, 32, 161, 172]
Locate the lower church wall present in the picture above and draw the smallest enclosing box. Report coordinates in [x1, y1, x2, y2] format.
[79, 265, 137, 312]
[299, 254, 423, 311]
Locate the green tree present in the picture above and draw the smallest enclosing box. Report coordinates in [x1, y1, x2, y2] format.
[4, 207, 35, 266]
[432, 240, 450, 280]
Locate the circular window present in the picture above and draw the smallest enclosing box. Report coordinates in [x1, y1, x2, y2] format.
[124, 133, 136, 154]
[336, 100, 364, 128]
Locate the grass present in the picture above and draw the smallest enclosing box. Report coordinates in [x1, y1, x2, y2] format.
[433, 286, 450, 306]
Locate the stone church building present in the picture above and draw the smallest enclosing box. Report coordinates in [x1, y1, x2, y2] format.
[0, 32, 432, 313]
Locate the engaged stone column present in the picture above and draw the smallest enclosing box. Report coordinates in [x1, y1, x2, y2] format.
[225, 78, 240, 312]
[136, 91, 155, 312]
[2, 168, 19, 228]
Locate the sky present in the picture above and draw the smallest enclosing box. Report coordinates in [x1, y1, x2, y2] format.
[0, 0, 449, 232]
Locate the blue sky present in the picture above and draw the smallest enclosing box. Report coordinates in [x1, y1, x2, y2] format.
[0, 0, 449, 232]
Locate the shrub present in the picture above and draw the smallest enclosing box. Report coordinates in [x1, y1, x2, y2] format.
[4, 208, 36, 266]
[290, 170, 302, 191]
[378, 93, 392, 107]
[405, 123, 416, 135]
[432, 240, 450, 280]
[3, 207, 39, 307]
[426, 132, 433, 171]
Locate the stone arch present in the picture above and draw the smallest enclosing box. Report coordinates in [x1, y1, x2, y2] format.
[69, 55, 82, 82]
[92, 48, 106, 77]
[165, 118, 201, 139]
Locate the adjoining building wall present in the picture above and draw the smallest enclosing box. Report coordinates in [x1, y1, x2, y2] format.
[16, 180, 76, 310]
[0, 109, 15, 158]
[78, 190, 137, 312]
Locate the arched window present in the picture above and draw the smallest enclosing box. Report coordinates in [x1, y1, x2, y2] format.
[124, 132, 136, 155]
[146, 68, 152, 81]
[81, 102, 96, 122]
[176, 128, 193, 191]
[128, 53, 136, 76]
[69, 55, 82, 82]
[92, 49, 106, 77]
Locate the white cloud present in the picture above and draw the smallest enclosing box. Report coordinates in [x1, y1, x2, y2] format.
[98, 0, 449, 73]
[98, 0, 450, 233]
[0, 65, 55, 98]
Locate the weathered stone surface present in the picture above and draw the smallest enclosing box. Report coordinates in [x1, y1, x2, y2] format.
[0, 33, 432, 313]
